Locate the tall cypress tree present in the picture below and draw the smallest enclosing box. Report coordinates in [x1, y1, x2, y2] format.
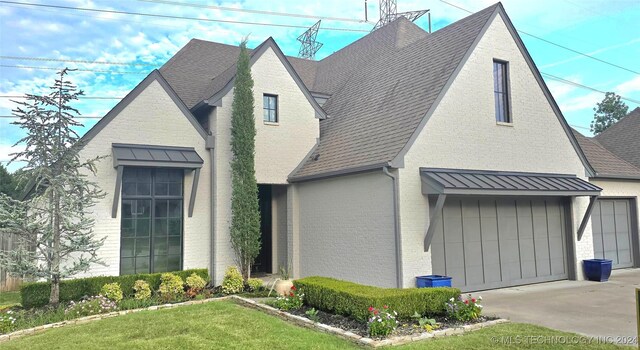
[229, 40, 261, 280]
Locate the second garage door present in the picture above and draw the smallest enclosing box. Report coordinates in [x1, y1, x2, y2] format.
[431, 197, 569, 291]
[591, 199, 635, 269]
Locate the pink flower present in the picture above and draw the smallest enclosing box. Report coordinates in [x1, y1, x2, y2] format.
[368, 306, 374, 312]
[383, 305, 388, 309]
[464, 300, 469, 305]
[471, 298, 476, 303]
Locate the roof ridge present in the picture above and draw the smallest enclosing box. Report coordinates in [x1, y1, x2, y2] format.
[318, 17, 425, 63]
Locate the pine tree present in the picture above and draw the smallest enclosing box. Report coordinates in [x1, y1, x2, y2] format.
[229, 40, 261, 280]
[0, 68, 106, 305]
[591, 92, 628, 135]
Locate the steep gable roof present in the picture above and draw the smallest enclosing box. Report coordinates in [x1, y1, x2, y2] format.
[291, 2, 595, 180]
[195, 37, 326, 119]
[290, 4, 500, 180]
[573, 129, 640, 178]
[82, 70, 207, 143]
[594, 107, 640, 168]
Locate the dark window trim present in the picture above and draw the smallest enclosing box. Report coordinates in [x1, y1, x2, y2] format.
[120, 168, 184, 275]
[263, 94, 279, 123]
[493, 59, 512, 124]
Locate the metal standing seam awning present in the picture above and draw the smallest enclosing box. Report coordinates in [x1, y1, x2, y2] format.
[111, 143, 204, 218]
[420, 168, 602, 251]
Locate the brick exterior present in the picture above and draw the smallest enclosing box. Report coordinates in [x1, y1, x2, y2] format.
[397, 14, 594, 287]
[210, 47, 319, 284]
[78, 79, 211, 277]
[296, 171, 397, 287]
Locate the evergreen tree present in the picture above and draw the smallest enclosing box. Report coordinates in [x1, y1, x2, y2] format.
[0, 68, 105, 305]
[229, 40, 261, 280]
[591, 92, 628, 135]
[0, 164, 17, 199]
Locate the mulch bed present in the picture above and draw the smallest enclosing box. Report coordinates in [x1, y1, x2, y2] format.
[288, 305, 497, 339]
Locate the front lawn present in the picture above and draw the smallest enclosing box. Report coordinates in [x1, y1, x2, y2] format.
[1, 300, 625, 349]
[0, 291, 20, 309]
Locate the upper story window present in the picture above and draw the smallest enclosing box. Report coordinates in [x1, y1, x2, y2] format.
[493, 60, 511, 123]
[263, 94, 278, 123]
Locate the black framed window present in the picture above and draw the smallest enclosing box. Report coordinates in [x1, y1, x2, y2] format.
[493, 60, 511, 123]
[120, 168, 183, 275]
[263, 94, 278, 123]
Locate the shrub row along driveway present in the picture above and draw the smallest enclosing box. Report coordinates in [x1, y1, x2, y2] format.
[2, 300, 625, 349]
[481, 269, 640, 345]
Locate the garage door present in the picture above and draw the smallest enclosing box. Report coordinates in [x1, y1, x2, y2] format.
[431, 197, 568, 291]
[591, 199, 634, 269]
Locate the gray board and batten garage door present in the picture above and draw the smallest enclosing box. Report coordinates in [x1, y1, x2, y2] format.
[591, 199, 635, 269]
[430, 197, 569, 291]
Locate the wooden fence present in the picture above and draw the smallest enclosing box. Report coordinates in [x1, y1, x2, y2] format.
[0, 232, 21, 292]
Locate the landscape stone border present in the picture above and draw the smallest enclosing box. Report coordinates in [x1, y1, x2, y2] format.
[230, 295, 510, 347]
[0, 296, 230, 343]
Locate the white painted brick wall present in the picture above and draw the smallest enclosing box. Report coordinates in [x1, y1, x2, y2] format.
[398, 14, 593, 287]
[210, 47, 319, 284]
[296, 171, 397, 287]
[77, 79, 211, 277]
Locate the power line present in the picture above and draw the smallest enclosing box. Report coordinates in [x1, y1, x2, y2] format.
[0, 95, 123, 100]
[541, 73, 640, 104]
[439, 0, 640, 75]
[0, 56, 157, 67]
[0, 115, 103, 119]
[136, 0, 368, 23]
[0, 1, 370, 33]
[0, 64, 147, 74]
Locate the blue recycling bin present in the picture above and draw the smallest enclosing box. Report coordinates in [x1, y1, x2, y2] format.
[416, 275, 452, 288]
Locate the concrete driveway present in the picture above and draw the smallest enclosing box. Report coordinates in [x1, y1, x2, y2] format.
[480, 269, 640, 345]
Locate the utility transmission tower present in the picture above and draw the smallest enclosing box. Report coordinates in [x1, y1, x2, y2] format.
[371, 0, 430, 32]
[297, 20, 323, 60]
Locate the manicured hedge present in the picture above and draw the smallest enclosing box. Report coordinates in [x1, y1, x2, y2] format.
[21, 269, 208, 309]
[294, 276, 460, 322]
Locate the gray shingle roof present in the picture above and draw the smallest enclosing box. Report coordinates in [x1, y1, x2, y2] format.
[573, 129, 640, 178]
[160, 39, 319, 109]
[594, 107, 640, 169]
[291, 4, 500, 179]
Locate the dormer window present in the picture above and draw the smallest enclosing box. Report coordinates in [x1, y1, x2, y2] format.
[263, 94, 278, 123]
[493, 60, 511, 123]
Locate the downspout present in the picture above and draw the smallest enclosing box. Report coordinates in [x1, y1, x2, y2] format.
[383, 166, 403, 288]
[206, 133, 216, 284]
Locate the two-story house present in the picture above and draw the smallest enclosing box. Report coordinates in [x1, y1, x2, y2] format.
[74, 3, 638, 292]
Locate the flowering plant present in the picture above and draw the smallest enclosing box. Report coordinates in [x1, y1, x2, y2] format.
[367, 305, 398, 337]
[0, 310, 16, 334]
[445, 294, 483, 322]
[65, 295, 118, 319]
[271, 285, 304, 311]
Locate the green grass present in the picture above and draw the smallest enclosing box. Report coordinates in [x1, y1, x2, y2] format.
[395, 323, 624, 349]
[1, 300, 626, 350]
[0, 291, 21, 309]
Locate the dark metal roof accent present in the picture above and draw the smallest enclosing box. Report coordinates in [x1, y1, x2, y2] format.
[112, 143, 203, 169]
[421, 168, 601, 196]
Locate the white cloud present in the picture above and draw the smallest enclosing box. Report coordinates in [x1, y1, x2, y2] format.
[557, 92, 602, 112]
[616, 76, 640, 95]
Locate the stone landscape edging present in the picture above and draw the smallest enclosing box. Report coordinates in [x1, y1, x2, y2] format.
[229, 295, 510, 347]
[0, 296, 230, 343]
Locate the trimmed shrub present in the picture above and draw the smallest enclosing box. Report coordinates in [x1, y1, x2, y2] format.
[100, 283, 123, 302]
[221, 266, 243, 295]
[186, 273, 207, 292]
[158, 273, 185, 302]
[294, 277, 460, 322]
[133, 280, 152, 301]
[246, 278, 263, 292]
[21, 269, 208, 308]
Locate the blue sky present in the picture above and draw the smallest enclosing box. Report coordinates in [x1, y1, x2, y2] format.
[1, 0, 639, 172]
